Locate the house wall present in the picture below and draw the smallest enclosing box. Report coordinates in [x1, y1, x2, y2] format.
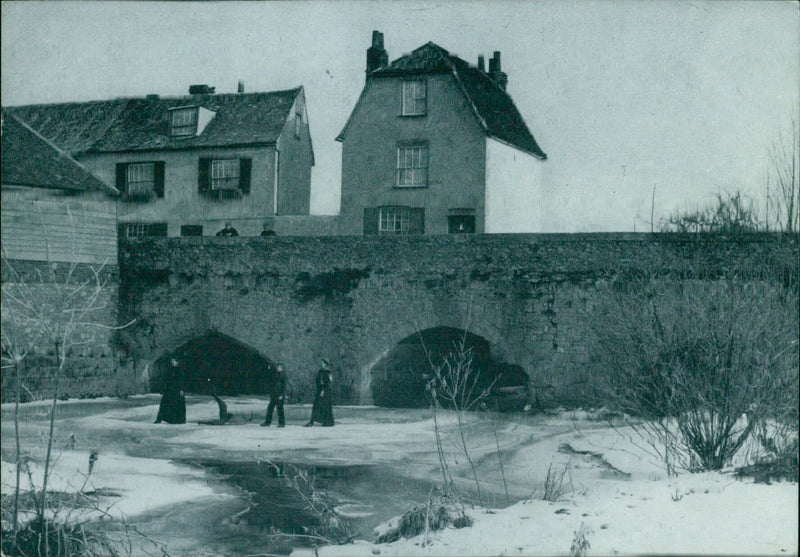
[79, 147, 278, 237]
[0, 186, 117, 264]
[276, 90, 314, 215]
[484, 138, 546, 233]
[339, 74, 487, 235]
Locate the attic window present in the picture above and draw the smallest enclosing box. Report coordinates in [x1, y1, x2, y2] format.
[170, 106, 198, 136]
[402, 80, 427, 116]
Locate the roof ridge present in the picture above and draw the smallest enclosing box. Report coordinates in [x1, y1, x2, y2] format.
[3, 86, 303, 110]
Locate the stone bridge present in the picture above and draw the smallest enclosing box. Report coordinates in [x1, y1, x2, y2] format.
[116, 233, 798, 406]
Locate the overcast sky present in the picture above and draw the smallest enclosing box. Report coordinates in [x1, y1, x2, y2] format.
[2, 1, 798, 231]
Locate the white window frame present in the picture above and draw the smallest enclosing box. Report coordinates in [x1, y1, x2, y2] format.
[124, 223, 149, 239]
[397, 145, 428, 187]
[402, 80, 427, 116]
[170, 106, 198, 136]
[126, 162, 155, 196]
[210, 159, 240, 191]
[379, 206, 411, 234]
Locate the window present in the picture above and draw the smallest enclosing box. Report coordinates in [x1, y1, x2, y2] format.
[126, 163, 155, 196]
[364, 206, 424, 235]
[402, 80, 427, 116]
[170, 106, 198, 136]
[120, 222, 168, 239]
[180, 225, 203, 237]
[448, 210, 476, 234]
[397, 144, 428, 187]
[211, 159, 240, 190]
[295, 110, 302, 138]
[380, 206, 411, 234]
[116, 161, 165, 200]
[199, 158, 251, 199]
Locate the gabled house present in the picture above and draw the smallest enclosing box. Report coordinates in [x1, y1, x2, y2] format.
[337, 32, 547, 235]
[5, 85, 314, 238]
[1, 113, 119, 265]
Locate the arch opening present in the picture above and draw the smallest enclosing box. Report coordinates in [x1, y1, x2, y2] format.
[370, 327, 529, 410]
[150, 331, 275, 396]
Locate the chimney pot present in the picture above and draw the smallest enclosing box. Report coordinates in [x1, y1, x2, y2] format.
[478, 55, 485, 72]
[488, 52, 507, 91]
[237, 80, 245, 93]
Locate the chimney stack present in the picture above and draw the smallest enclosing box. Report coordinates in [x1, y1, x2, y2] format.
[189, 84, 215, 95]
[488, 51, 508, 91]
[237, 80, 245, 93]
[477, 54, 485, 72]
[366, 30, 388, 77]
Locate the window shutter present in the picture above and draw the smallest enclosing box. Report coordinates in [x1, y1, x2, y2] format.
[239, 158, 252, 194]
[409, 207, 425, 234]
[198, 158, 210, 192]
[116, 163, 128, 195]
[363, 208, 379, 235]
[154, 161, 166, 198]
[151, 223, 168, 237]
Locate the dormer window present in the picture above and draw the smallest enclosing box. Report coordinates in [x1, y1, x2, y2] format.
[170, 106, 198, 136]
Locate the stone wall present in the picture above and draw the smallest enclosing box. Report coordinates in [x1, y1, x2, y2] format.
[1, 259, 139, 402]
[117, 233, 799, 405]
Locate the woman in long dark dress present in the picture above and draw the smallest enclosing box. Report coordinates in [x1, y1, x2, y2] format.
[154, 358, 186, 424]
[305, 358, 334, 427]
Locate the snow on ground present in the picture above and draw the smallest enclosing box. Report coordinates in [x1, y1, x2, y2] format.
[2, 397, 797, 556]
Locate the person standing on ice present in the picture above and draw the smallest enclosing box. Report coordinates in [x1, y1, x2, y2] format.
[261, 363, 286, 427]
[304, 358, 334, 427]
[154, 358, 186, 424]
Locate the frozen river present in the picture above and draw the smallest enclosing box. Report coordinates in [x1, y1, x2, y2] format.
[2, 395, 566, 555]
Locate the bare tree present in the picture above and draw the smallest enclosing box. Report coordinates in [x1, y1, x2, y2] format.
[767, 118, 799, 233]
[1, 206, 134, 556]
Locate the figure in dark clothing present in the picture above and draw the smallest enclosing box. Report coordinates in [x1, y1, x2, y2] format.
[260, 221, 276, 236]
[261, 363, 286, 427]
[304, 358, 334, 427]
[216, 221, 239, 236]
[155, 358, 186, 424]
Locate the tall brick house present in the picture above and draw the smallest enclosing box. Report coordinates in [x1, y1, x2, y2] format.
[337, 32, 547, 235]
[5, 85, 314, 238]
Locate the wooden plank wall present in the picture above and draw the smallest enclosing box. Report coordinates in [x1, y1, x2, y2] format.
[1, 192, 117, 265]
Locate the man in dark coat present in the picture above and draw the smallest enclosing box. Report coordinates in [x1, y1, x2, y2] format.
[155, 358, 186, 424]
[216, 221, 239, 236]
[261, 363, 286, 427]
[304, 358, 334, 427]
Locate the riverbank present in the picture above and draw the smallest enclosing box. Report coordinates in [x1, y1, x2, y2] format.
[1, 396, 797, 556]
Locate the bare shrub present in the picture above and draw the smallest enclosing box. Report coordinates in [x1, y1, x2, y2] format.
[569, 522, 592, 557]
[420, 322, 496, 504]
[376, 488, 470, 544]
[593, 276, 798, 473]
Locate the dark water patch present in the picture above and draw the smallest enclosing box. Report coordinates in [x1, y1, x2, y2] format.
[558, 443, 632, 479]
[181, 458, 444, 554]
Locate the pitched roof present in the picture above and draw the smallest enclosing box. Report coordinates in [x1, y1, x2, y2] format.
[4, 87, 303, 154]
[1, 114, 118, 195]
[337, 42, 547, 160]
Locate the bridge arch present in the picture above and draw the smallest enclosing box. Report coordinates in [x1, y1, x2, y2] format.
[367, 326, 529, 409]
[148, 329, 277, 396]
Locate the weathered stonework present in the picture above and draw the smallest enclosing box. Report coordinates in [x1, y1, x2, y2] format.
[117, 233, 799, 405]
